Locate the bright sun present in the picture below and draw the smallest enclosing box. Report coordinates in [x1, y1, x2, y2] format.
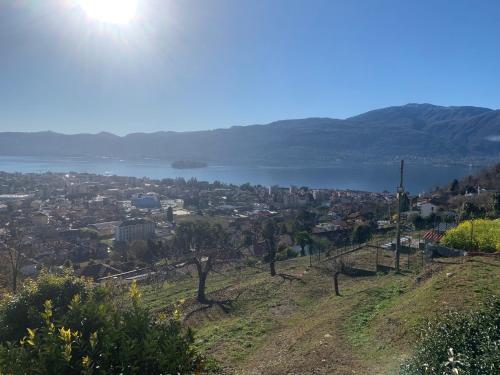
[79, 0, 138, 24]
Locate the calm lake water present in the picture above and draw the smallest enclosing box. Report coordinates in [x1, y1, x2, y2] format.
[0, 156, 479, 193]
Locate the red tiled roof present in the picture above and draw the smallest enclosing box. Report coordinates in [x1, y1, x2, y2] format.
[423, 230, 443, 242]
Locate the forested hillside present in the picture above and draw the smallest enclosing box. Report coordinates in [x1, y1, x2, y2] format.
[0, 104, 499, 165]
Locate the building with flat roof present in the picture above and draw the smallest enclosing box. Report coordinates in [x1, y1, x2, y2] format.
[131, 193, 160, 209]
[115, 218, 155, 242]
[0, 194, 32, 201]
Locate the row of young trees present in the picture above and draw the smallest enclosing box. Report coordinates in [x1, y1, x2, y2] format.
[169, 217, 364, 307]
[170, 219, 288, 304]
[166, 216, 326, 307]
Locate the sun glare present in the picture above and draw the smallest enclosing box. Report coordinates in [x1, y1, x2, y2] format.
[79, 0, 138, 24]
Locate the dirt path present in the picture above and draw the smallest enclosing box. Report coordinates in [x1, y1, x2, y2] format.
[157, 255, 498, 375]
[232, 278, 379, 375]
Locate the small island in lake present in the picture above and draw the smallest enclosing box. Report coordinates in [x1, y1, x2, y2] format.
[171, 160, 208, 169]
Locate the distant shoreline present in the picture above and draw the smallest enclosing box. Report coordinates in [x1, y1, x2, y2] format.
[0, 155, 484, 193]
[171, 160, 208, 169]
[0, 154, 495, 168]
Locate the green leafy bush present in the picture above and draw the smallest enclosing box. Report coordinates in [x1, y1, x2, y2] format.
[0, 275, 202, 374]
[276, 247, 298, 261]
[352, 224, 372, 244]
[286, 247, 299, 259]
[244, 256, 258, 267]
[0, 271, 91, 342]
[400, 299, 500, 375]
[441, 219, 500, 252]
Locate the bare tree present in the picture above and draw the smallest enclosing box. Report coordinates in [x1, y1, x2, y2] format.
[174, 221, 238, 305]
[331, 257, 354, 296]
[0, 230, 29, 293]
[261, 219, 279, 276]
[246, 219, 305, 283]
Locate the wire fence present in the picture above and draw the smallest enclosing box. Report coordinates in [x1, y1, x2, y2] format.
[317, 234, 429, 274]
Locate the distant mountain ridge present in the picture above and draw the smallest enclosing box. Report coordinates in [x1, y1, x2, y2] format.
[0, 104, 499, 165]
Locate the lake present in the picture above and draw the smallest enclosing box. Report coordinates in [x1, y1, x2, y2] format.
[0, 156, 479, 193]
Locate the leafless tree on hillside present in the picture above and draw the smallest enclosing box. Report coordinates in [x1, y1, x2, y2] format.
[174, 220, 241, 307]
[331, 256, 354, 296]
[0, 229, 30, 293]
[261, 219, 279, 276]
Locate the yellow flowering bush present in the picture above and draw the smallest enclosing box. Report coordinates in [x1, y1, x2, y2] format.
[441, 219, 500, 252]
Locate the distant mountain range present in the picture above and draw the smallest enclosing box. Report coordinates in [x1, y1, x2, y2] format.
[1, 103, 499, 166]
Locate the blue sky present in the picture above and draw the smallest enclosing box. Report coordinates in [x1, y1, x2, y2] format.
[1, 0, 499, 135]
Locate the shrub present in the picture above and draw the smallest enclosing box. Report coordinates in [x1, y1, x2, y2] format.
[441, 219, 500, 252]
[0, 275, 202, 374]
[352, 224, 372, 244]
[286, 247, 298, 258]
[275, 250, 288, 261]
[244, 256, 258, 267]
[400, 299, 500, 375]
[275, 247, 299, 261]
[0, 271, 91, 342]
[407, 213, 435, 230]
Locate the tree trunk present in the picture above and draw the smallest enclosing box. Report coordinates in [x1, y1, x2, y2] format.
[268, 241, 276, 276]
[8, 250, 18, 293]
[195, 260, 211, 304]
[333, 271, 340, 296]
[12, 269, 17, 293]
[300, 245, 305, 257]
[197, 271, 208, 303]
[270, 259, 276, 276]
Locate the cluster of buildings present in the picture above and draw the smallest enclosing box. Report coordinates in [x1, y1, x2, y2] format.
[0, 170, 463, 283]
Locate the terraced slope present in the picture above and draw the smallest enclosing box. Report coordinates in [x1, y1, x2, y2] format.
[139, 255, 500, 374]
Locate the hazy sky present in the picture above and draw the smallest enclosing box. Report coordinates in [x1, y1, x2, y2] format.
[1, 0, 499, 135]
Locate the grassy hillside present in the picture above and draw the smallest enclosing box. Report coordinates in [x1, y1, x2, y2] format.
[139, 255, 499, 374]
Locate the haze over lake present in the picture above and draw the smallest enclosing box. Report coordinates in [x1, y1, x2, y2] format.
[0, 156, 478, 193]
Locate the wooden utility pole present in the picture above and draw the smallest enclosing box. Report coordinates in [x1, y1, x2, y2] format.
[395, 160, 404, 273]
[470, 219, 475, 250]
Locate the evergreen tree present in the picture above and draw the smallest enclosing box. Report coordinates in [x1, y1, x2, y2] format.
[166, 206, 174, 222]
